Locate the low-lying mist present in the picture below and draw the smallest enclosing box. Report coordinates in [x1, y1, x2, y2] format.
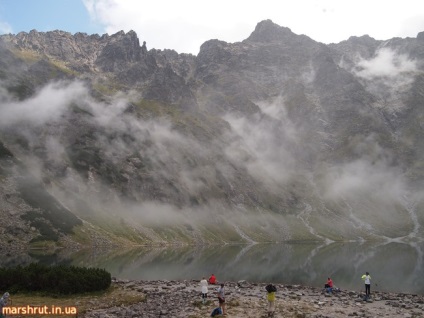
[0, 79, 422, 242]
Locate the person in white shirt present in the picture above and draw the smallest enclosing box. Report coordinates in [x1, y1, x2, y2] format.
[200, 277, 208, 304]
[361, 272, 371, 299]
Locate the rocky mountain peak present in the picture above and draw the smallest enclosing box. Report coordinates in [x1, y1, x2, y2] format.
[345, 34, 377, 44]
[96, 29, 143, 70]
[246, 19, 295, 43]
[328, 34, 381, 61]
[0, 29, 148, 74]
[197, 39, 230, 64]
[106, 29, 139, 42]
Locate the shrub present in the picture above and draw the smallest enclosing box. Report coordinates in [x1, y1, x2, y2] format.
[0, 263, 111, 294]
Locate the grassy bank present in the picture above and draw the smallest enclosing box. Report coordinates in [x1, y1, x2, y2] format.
[5, 284, 145, 318]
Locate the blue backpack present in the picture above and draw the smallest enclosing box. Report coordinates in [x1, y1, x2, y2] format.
[211, 307, 222, 317]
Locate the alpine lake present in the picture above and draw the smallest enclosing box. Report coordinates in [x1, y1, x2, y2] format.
[6, 241, 424, 295]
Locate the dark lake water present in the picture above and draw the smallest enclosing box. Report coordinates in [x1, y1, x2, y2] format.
[6, 241, 424, 295]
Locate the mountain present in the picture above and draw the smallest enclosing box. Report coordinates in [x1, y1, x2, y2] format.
[0, 20, 423, 248]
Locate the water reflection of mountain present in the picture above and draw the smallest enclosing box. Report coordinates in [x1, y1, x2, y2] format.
[6, 242, 424, 294]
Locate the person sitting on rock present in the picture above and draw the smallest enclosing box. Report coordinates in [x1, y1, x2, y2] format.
[208, 274, 216, 285]
[324, 277, 333, 293]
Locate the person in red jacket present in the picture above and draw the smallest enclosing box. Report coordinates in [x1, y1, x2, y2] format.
[208, 274, 216, 285]
[324, 277, 333, 293]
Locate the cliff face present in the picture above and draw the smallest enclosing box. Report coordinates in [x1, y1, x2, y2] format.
[0, 20, 423, 247]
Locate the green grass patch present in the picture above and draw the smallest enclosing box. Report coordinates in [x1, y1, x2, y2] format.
[7, 283, 145, 317]
[11, 48, 41, 63]
[0, 264, 111, 295]
[93, 80, 127, 96]
[49, 59, 79, 76]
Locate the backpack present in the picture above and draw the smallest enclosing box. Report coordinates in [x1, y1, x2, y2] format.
[211, 307, 222, 317]
[266, 284, 277, 293]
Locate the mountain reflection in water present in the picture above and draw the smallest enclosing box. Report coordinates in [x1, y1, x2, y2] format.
[8, 241, 424, 295]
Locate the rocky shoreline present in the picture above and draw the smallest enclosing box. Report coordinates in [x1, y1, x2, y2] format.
[80, 279, 424, 318]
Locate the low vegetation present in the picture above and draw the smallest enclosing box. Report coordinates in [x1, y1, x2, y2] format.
[7, 283, 145, 317]
[0, 264, 111, 294]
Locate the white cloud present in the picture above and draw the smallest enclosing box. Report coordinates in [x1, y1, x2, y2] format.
[322, 135, 405, 203]
[0, 20, 12, 34]
[352, 48, 418, 113]
[355, 48, 417, 80]
[83, 0, 424, 54]
[0, 81, 89, 127]
[324, 159, 405, 202]
[223, 98, 298, 185]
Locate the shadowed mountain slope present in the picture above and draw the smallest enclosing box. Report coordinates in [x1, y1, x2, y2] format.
[0, 20, 423, 247]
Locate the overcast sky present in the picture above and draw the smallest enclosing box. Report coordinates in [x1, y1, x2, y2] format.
[1, 0, 424, 54]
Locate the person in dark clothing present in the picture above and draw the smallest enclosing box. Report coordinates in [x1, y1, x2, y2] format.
[0, 292, 10, 318]
[217, 283, 226, 315]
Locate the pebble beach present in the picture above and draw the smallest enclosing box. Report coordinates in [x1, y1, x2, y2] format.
[80, 279, 424, 318]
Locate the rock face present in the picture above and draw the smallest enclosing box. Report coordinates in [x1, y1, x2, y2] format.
[0, 20, 423, 247]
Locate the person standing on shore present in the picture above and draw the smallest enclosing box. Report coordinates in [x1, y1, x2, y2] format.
[265, 284, 277, 317]
[0, 292, 10, 318]
[200, 277, 208, 304]
[361, 272, 371, 299]
[217, 283, 226, 315]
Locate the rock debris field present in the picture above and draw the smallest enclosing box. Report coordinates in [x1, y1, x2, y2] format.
[81, 279, 424, 318]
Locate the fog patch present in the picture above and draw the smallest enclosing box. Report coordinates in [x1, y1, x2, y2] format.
[0, 21, 13, 34]
[45, 136, 67, 164]
[0, 76, 420, 241]
[224, 114, 296, 185]
[127, 202, 189, 226]
[354, 48, 417, 80]
[178, 167, 211, 195]
[324, 159, 404, 202]
[300, 62, 317, 85]
[223, 95, 305, 187]
[323, 134, 404, 202]
[352, 48, 418, 113]
[0, 81, 89, 127]
[0, 79, 213, 207]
